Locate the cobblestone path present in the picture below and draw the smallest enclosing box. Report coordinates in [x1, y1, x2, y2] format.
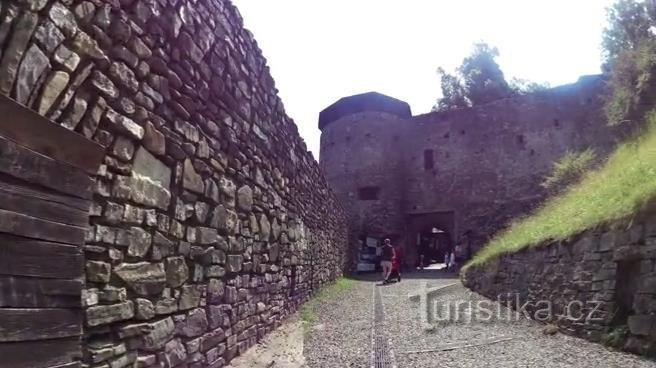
[303, 269, 656, 368]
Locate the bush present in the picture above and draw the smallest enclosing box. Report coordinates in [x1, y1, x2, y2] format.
[542, 149, 597, 192]
[601, 326, 629, 349]
[604, 39, 656, 125]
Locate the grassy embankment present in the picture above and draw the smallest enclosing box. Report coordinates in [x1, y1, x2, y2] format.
[465, 114, 656, 270]
[299, 277, 354, 331]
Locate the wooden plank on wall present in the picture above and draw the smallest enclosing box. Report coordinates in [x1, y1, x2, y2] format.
[0, 337, 81, 368]
[0, 135, 93, 199]
[0, 276, 81, 308]
[0, 182, 88, 227]
[0, 178, 90, 212]
[0, 94, 104, 174]
[0, 308, 82, 342]
[0, 234, 83, 279]
[0, 209, 86, 245]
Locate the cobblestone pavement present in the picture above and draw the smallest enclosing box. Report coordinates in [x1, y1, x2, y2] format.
[302, 269, 656, 368]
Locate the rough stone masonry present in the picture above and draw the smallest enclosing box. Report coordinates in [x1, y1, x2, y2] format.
[0, 1, 348, 367]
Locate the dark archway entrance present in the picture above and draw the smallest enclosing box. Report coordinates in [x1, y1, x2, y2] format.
[404, 211, 455, 268]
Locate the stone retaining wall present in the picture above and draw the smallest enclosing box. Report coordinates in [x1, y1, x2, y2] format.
[0, 1, 348, 367]
[463, 210, 656, 355]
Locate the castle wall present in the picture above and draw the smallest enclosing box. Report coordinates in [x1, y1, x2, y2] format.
[320, 111, 407, 239]
[320, 77, 624, 268]
[0, 1, 347, 367]
[402, 76, 622, 256]
[463, 210, 656, 354]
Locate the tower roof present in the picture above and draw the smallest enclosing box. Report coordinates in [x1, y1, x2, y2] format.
[318, 92, 411, 130]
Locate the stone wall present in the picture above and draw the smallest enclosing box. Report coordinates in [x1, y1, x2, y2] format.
[0, 1, 347, 367]
[463, 209, 656, 355]
[320, 76, 626, 268]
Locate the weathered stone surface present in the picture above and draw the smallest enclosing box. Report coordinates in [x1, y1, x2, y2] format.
[72, 31, 106, 60]
[197, 227, 218, 245]
[179, 284, 201, 310]
[127, 227, 152, 258]
[160, 338, 187, 367]
[113, 175, 171, 211]
[87, 301, 134, 326]
[49, 2, 78, 37]
[87, 261, 111, 283]
[226, 255, 243, 274]
[143, 121, 166, 155]
[92, 71, 119, 99]
[105, 108, 144, 139]
[38, 71, 69, 115]
[165, 256, 188, 288]
[0, 12, 38, 95]
[61, 97, 88, 130]
[54, 45, 80, 72]
[110, 61, 139, 92]
[15, 44, 49, 104]
[111, 135, 135, 161]
[237, 185, 253, 212]
[135, 298, 155, 320]
[142, 317, 175, 351]
[179, 308, 208, 338]
[211, 205, 238, 235]
[183, 159, 204, 194]
[133, 147, 171, 187]
[259, 215, 271, 241]
[34, 20, 64, 53]
[115, 262, 166, 296]
[19, 0, 49, 11]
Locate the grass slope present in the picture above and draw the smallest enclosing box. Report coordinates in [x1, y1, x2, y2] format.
[300, 277, 354, 331]
[466, 114, 656, 270]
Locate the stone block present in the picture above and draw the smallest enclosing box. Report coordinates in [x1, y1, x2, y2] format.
[114, 262, 166, 296]
[87, 301, 134, 327]
[178, 308, 208, 338]
[628, 315, 656, 336]
[142, 317, 175, 352]
[165, 256, 189, 288]
[87, 260, 111, 283]
[133, 147, 171, 187]
[237, 185, 253, 212]
[183, 159, 205, 194]
[211, 205, 238, 235]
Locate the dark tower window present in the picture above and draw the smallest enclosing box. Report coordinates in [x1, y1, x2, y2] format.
[357, 186, 380, 200]
[423, 149, 435, 170]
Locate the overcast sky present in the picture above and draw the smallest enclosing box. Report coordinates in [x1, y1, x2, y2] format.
[231, 0, 615, 157]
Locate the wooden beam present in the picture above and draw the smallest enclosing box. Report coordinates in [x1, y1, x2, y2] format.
[0, 181, 88, 227]
[0, 337, 81, 368]
[0, 209, 86, 245]
[0, 234, 83, 279]
[0, 308, 82, 342]
[0, 136, 94, 199]
[0, 94, 104, 174]
[0, 276, 81, 308]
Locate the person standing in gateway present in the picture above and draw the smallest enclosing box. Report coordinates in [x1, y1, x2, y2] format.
[380, 238, 394, 283]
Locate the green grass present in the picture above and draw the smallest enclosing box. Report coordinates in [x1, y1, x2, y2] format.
[465, 113, 656, 270]
[299, 277, 354, 331]
[542, 148, 597, 191]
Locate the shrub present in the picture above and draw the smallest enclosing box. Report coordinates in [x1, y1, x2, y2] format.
[542, 149, 597, 192]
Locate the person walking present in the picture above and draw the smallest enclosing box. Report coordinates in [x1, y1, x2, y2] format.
[380, 239, 394, 283]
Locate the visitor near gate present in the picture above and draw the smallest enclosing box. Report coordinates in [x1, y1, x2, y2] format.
[380, 238, 394, 283]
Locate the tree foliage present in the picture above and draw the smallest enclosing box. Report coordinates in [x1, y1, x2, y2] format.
[602, 0, 656, 124]
[433, 43, 547, 112]
[602, 0, 655, 69]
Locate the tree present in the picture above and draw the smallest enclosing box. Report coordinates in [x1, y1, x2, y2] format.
[602, 0, 654, 69]
[458, 43, 513, 105]
[433, 67, 468, 112]
[434, 42, 514, 111]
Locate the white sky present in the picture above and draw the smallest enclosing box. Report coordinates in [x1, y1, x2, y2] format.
[231, 0, 615, 157]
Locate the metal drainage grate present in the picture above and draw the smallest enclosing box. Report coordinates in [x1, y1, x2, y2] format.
[371, 285, 397, 368]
